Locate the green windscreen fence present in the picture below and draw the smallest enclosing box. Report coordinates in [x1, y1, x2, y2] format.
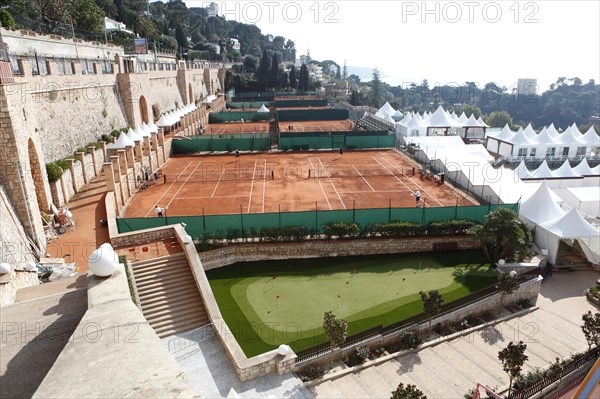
[227, 102, 269, 109]
[231, 92, 275, 102]
[277, 109, 349, 121]
[209, 112, 269, 123]
[172, 134, 270, 153]
[275, 99, 328, 108]
[279, 131, 394, 150]
[116, 203, 519, 239]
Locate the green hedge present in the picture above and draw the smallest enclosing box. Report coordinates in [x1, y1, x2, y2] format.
[46, 163, 64, 182]
[427, 219, 477, 236]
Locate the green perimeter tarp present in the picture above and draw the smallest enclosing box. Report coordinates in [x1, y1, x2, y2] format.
[116, 204, 519, 238]
[172, 134, 270, 153]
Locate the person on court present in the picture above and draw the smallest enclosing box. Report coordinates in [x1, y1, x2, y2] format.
[414, 189, 421, 207]
[235, 149, 240, 159]
[155, 205, 166, 217]
[339, 147, 344, 157]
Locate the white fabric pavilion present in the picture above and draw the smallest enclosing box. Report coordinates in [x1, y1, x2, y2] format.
[108, 133, 135, 149]
[257, 104, 270, 113]
[536, 208, 599, 265]
[519, 181, 565, 226]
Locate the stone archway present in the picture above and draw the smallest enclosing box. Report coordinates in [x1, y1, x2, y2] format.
[27, 138, 49, 212]
[139, 95, 149, 124]
[188, 83, 194, 104]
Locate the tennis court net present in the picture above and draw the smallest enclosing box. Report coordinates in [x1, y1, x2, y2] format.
[308, 165, 410, 179]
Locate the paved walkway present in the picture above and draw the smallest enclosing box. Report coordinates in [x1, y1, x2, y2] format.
[309, 270, 599, 398]
[163, 326, 311, 398]
[46, 175, 110, 273]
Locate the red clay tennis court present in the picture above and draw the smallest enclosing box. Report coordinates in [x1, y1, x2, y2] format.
[123, 150, 477, 218]
[203, 121, 269, 135]
[280, 120, 354, 132]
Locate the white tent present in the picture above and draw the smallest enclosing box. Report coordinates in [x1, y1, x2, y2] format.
[204, 94, 217, 104]
[515, 160, 532, 179]
[423, 106, 462, 128]
[555, 186, 600, 218]
[257, 104, 270, 113]
[379, 101, 396, 116]
[398, 113, 412, 126]
[147, 120, 159, 133]
[477, 116, 489, 127]
[536, 208, 600, 265]
[523, 124, 537, 140]
[527, 160, 555, 179]
[580, 126, 600, 150]
[391, 110, 404, 121]
[572, 158, 595, 176]
[397, 116, 426, 137]
[135, 125, 150, 138]
[457, 112, 468, 124]
[519, 181, 565, 226]
[553, 159, 582, 178]
[108, 132, 135, 149]
[462, 114, 480, 127]
[384, 113, 396, 124]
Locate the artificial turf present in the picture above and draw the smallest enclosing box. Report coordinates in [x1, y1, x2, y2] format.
[206, 250, 497, 357]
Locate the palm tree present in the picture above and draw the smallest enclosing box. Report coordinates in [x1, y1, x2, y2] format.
[470, 208, 531, 263]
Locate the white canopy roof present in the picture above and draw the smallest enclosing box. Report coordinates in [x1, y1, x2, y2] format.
[511, 128, 535, 146]
[591, 164, 600, 175]
[405, 116, 425, 130]
[580, 126, 600, 146]
[572, 158, 596, 176]
[384, 113, 395, 124]
[528, 160, 555, 179]
[135, 125, 150, 138]
[540, 208, 599, 238]
[147, 120, 159, 133]
[477, 116, 489, 127]
[566, 186, 600, 203]
[520, 181, 565, 225]
[462, 114, 480, 127]
[515, 160, 531, 179]
[523, 124, 537, 140]
[392, 110, 404, 118]
[532, 127, 558, 145]
[398, 113, 412, 126]
[423, 106, 461, 127]
[126, 127, 143, 142]
[457, 112, 468, 124]
[204, 94, 217, 104]
[556, 126, 584, 145]
[553, 160, 581, 178]
[546, 124, 561, 138]
[108, 132, 135, 149]
[257, 104, 270, 113]
[494, 125, 515, 141]
[379, 101, 396, 116]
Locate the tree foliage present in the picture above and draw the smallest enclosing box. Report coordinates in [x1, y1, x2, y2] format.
[0, 9, 15, 29]
[581, 311, 600, 350]
[498, 341, 528, 396]
[470, 208, 531, 263]
[323, 311, 348, 366]
[390, 383, 428, 399]
[419, 290, 444, 329]
[299, 64, 309, 92]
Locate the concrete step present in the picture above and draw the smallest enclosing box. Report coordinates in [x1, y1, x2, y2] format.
[131, 252, 186, 268]
[133, 265, 191, 282]
[154, 317, 211, 338]
[138, 285, 200, 306]
[149, 310, 208, 330]
[135, 272, 195, 290]
[137, 281, 199, 300]
[143, 299, 206, 320]
[146, 303, 207, 324]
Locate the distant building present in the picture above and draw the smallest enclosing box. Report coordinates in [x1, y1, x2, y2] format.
[104, 17, 133, 35]
[207, 2, 219, 18]
[516, 78, 538, 96]
[230, 39, 241, 51]
[307, 64, 323, 82]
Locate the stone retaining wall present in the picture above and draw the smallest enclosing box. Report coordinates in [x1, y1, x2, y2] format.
[200, 235, 480, 270]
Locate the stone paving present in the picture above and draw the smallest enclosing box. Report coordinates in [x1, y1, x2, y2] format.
[308, 270, 599, 398]
[163, 326, 311, 398]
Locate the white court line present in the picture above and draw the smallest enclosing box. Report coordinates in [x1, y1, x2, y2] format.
[379, 156, 444, 207]
[351, 165, 375, 192]
[210, 167, 227, 198]
[261, 160, 267, 213]
[247, 160, 258, 213]
[318, 157, 346, 209]
[308, 157, 332, 210]
[339, 190, 410, 194]
[166, 163, 202, 209]
[144, 161, 193, 217]
[173, 195, 248, 200]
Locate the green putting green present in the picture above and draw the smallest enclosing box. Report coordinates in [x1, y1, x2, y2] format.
[206, 250, 498, 357]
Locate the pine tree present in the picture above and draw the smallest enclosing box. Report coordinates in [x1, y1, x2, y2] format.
[299, 64, 309, 92]
[289, 66, 297, 90]
[255, 50, 271, 90]
[270, 53, 279, 89]
[371, 67, 382, 108]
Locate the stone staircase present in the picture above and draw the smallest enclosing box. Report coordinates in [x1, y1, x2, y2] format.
[554, 245, 591, 271]
[131, 253, 210, 338]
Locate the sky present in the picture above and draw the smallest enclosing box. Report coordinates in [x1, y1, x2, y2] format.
[183, 0, 600, 92]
